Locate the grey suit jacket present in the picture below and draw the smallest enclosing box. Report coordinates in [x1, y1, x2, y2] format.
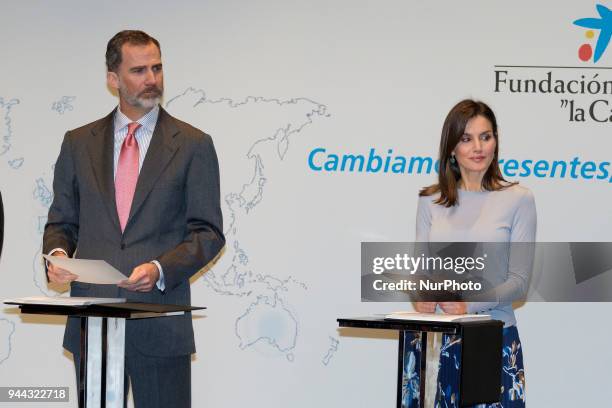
[43, 107, 225, 356]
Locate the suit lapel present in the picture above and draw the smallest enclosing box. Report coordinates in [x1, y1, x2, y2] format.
[88, 109, 122, 233]
[126, 108, 180, 230]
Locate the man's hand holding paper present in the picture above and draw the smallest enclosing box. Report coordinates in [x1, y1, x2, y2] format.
[43, 255, 128, 285]
[46, 252, 78, 284]
[118, 262, 160, 292]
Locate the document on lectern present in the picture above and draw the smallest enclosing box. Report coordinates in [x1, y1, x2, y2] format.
[384, 311, 491, 323]
[42, 255, 127, 284]
[4, 296, 126, 306]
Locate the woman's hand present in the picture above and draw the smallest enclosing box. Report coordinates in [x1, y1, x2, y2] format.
[438, 302, 467, 315]
[413, 302, 437, 313]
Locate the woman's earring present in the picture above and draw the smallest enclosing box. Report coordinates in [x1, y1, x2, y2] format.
[450, 155, 456, 164]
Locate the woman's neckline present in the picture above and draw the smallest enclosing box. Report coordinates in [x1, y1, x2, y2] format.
[457, 187, 488, 194]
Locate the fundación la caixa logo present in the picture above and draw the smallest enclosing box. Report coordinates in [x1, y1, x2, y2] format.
[574, 4, 612, 62]
[492, 3, 612, 124]
[306, 3, 612, 185]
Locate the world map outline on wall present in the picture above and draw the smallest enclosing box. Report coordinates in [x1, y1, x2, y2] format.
[20, 88, 340, 366]
[1, 97, 23, 169]
[0, 96, 21, 365]
[166, 88, 335, 363]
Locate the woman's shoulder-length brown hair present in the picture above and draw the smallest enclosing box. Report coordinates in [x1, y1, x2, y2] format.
[420, 99, 515, 207]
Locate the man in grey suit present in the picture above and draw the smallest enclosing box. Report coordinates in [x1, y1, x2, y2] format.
[44, 30, 225, 408]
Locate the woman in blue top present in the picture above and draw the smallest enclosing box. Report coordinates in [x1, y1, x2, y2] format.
[413, 99, 536, 407]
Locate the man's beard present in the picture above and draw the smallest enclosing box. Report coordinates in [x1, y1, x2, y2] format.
[119, 83, 163, 110]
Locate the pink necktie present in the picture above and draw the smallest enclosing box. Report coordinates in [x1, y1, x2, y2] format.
[115, 122, 141, 232]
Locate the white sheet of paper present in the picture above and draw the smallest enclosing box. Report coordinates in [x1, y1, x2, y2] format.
[43, 255, 127, 284]
[4, 296, 126, 306]
[385, 311, 491, 323]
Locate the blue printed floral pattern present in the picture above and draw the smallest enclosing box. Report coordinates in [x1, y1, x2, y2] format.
[401, 326, 525, 408]
[402, 332, 422, 408]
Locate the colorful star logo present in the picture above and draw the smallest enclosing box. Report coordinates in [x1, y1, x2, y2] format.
[574, 4, 612, 62]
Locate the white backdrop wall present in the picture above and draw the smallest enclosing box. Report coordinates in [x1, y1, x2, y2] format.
[1, 1, 611, 407]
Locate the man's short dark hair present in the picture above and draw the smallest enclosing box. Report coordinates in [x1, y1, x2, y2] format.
[106, 30, 161, 72]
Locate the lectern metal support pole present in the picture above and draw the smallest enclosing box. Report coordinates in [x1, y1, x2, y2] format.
[396, 331, 405, 407]
[105, 318, 125, 408]
[419, 331, 427, 407]
[79, 317, 125, 408]
[86, 317, 102, 408]
[79, 317, 88, 408]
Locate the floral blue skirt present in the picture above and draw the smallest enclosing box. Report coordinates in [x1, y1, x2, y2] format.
[402, 326, 525, 408]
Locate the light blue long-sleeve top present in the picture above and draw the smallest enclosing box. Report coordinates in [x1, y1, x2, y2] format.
[415, 183, 537, 327]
